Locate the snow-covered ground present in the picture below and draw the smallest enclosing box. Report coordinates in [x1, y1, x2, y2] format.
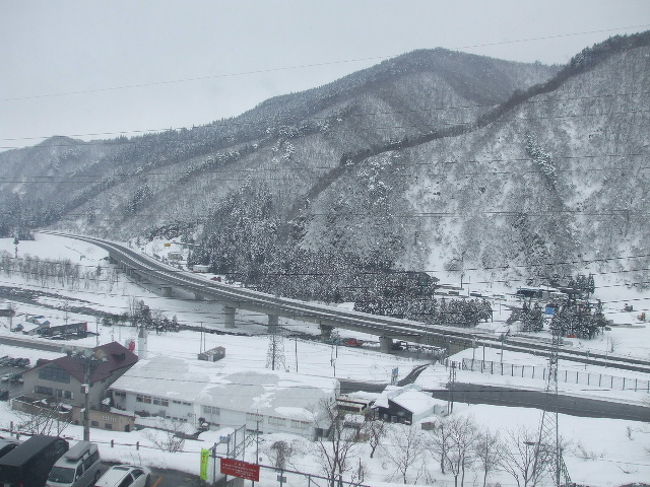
[1, 234, 649, 486]
[0, 397, 648, 487]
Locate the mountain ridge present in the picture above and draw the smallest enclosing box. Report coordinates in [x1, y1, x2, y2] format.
[1, 33, 648, 302]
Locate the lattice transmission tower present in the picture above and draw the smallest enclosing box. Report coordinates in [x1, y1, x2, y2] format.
[266, 314, 286, 371]
[533, 329, 572, 486]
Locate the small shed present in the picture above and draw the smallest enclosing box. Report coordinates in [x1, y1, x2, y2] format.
[198, 346, 226, 362]
[192, 264, 210, 273]
[374, 388, 444, 425]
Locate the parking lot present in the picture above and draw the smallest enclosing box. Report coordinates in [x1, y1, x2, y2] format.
[98, 464, 201, 487]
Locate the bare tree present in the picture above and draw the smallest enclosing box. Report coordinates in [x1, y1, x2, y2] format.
[382, 425, 424, 484]
[427, 416, 452, 474]
[445, 416, 477, 487]
[143, 418, 186, 453]
[500, 427, 550, 487]
[361, 418, 386, 458]
[313, 400, 357, 487]
[270, 440, 292, 470]
[15, 401, 72, 437]
[474, 428, 502, 487]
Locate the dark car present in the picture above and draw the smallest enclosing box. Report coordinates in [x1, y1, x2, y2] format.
[0, 435, 68, 487]
[0, 440, 18, 459]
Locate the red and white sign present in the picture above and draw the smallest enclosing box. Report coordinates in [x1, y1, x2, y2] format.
[220, 458, 260, 481]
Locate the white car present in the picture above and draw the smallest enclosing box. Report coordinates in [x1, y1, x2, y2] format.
[94, 465, 151, 487]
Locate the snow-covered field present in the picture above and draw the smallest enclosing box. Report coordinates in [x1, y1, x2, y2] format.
[0, 234, 649, 486]
[0, 397, 648, 487]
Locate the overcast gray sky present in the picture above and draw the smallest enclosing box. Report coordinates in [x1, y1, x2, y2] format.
[1, 0, 649, 148]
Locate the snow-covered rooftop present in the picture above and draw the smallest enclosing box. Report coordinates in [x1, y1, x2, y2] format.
[110, 355, 339, 421]
[390, 389, 442, 416]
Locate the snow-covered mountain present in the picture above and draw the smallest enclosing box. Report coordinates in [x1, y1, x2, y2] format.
[1, 33, 648, 297]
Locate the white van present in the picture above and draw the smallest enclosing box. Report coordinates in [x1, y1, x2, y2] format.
[46, 441, 101, 487]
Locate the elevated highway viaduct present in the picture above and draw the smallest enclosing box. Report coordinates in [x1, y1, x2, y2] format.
[43, 232, 650, 374]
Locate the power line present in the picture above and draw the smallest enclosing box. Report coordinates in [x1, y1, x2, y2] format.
[2, 254, 650, 308]
[2, 104, 649, 150]
[3, 23, 648, 103]
[2, 88, 649, 144]
[5, 242, 650, 279]
[0, 150, 646, 185]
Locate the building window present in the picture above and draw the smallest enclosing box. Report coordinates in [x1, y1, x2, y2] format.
[114, 391, 126, 398]
[35, 385, 53, 396]
[202, 405, 220, 416]
[153, 397, 169, 407]
[268, 416, 285, 426]
[136, 394, 152, 404]
[290, 420, 305, 429]
[246, 412, 263, 422]
[64, 390, 73, 400]
[38, 366, 70, 383]
[105, 423, 113, 430]
[91, 420, 99, 427]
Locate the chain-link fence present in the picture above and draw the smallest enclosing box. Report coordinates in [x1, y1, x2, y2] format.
[449, 358, 650, 392]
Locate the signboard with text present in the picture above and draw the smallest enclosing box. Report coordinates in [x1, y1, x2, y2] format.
[220, 458, 260, 481]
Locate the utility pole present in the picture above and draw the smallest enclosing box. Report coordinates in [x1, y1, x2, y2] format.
[67, 348, 105, 442]
[448, 362, 456, 414]
[82, 360, 91, 441]
[294, 338, 298, 373]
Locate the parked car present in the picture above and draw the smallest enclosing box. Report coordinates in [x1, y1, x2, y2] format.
[0, 375, 10, 383]
[16, 358, 29, 368]
[0, 439, 18, 459]
[46, 441, 101, 487]
[8, 373, 23, 384]
[94, 465, 151, 487]
[0, 435, 68, 487]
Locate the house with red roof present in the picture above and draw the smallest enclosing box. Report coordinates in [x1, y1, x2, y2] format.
[21, 342, 138, 408]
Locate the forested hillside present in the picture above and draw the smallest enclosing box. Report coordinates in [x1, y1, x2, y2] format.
[1, 32, 648, 306]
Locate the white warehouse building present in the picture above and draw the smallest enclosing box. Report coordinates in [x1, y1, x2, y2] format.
[109, 355, 339, 439]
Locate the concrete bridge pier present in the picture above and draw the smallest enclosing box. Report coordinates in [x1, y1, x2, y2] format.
[379, 336, 394, 353]
[268, 314, 279, 330]
[319, 324, 334, 341]
[161, 286, 172, 298]
[223, 306, 236, 329]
